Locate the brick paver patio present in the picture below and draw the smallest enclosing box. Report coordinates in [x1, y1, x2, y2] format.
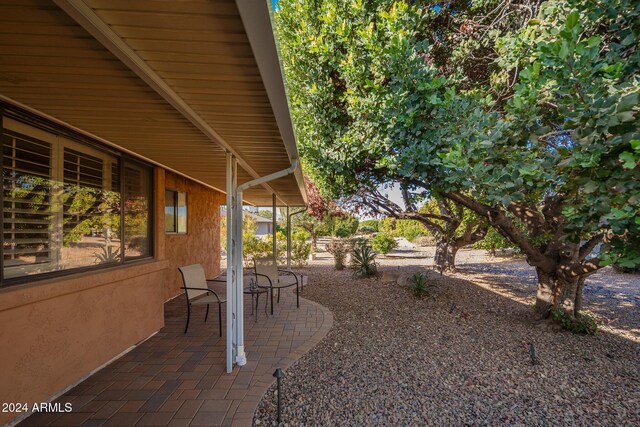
[18, 288, 333, 427]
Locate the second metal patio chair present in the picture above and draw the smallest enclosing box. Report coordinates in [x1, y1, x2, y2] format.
[178, 264, 226, 336]
[253, 257, 299, 314]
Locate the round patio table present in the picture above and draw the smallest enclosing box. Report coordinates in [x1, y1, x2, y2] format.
[243, 285, 268, 322]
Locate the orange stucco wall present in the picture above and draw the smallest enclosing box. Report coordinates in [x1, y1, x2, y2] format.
[0, 167, 223, 426]
[0, 261, 167, 425]
[163, 171, 225, 301]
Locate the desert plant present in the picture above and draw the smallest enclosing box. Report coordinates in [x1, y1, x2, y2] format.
[291, 231, 312, 267]
[358, 219, 380, 232]
[358, 225, 376, 234]
[326, 238, 351, 270]
[94, 245, 120, 264]
[351, 243, 377, 278]
[406, 272, 436, 298]
[370, 233, 397, 255]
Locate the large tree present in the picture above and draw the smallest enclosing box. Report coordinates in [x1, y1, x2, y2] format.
[276, 0, 639, 323]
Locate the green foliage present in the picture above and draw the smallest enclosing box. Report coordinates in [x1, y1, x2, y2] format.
[379, 218, 396, 234]
[291, 231, 312, 267]
[406, 272, 437, 298]
[551, 308, 600, 335]
[395, 220, 427, 241]
[472, 228, 518, 255]
[326, 238, 352, 270]
[358, 219, 380, 232]
[351, 242, 378, 278]
[413, 235, 436, 246]
[370, 233, 398, 255]
[332, 215, 359, 237]
[276, 0, 640, 271]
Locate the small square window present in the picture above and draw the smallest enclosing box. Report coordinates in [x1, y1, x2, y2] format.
[165, 189, 187, 234]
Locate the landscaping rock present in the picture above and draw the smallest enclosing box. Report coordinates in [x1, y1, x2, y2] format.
[254, 251, 640, 426]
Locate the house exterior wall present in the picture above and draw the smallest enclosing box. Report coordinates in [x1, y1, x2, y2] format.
[163, 171, 225, 300]
[256, 222, 272, 236]
[0, 167, 223, 426]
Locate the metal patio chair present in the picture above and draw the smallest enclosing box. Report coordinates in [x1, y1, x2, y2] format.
[253, 257, 299, 314]
[178, 264, 227, 336]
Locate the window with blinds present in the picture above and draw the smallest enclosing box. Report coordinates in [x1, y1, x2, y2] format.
[1, 116, 153, 284]
[2, 131, 55, 277]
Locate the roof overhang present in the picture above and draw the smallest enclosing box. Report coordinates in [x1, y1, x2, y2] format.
[0, 0, 306, 206]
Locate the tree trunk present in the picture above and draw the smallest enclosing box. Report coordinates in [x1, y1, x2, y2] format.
[556, 276, 583, 318]
[534, 268, 556, 319]
[434, 240, 458, 272]
[575, 277, 586, 313]
[534, 267, 587, 320]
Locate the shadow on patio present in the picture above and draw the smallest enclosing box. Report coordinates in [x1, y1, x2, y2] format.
[18, 289, 332, 427]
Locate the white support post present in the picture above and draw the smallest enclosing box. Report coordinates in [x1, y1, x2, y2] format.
[225, 153, 236, 373]
[272, 194, 277, 260]
[230, 158, 298, 370]
[234, 188, 246, 366]
[286, 206, 291, 270]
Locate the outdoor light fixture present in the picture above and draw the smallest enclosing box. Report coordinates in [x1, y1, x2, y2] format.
[273, 368, 285, 423]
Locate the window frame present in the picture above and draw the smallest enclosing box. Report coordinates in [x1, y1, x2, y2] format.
[164, 188, 187, 235]
[0, 107, 155, 287]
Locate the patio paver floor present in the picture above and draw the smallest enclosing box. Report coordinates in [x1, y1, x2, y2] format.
[17, 288, 332, 427]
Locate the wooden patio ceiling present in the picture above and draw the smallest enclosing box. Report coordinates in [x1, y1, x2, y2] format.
[0, 0, 306, 206]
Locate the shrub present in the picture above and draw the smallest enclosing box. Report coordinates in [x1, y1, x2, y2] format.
[334, 226, 353, 238]
[406, 272, 436, 298]
[371, 233, 397, 255]
[326, 238, 352, 270]
[395, 220, 427, 241]
[551, 309, 601, 335]
[379, 217, 396, 233]
[413, 235, 436, 246]
[358, 219, 380, 232]
[358, 225, 375, 234]
[351, 243, 378, 278]
[473, 227, 519, 256]
[291, 240, 311, 267]
[332, 215, 359, 237]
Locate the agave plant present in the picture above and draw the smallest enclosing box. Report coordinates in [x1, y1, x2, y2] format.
[94, 245, 121, 264]
[351, 242, 378, 278]
[407, 272, 436, 298]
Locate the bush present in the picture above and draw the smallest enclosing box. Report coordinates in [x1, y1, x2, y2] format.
[358, 225, 376, 234]
[551, 309, 601, 335]
[395, 220, 427, 241]
[406, 272, 436, 298]
[326, 238, 352, 270]
[473, 227, 518, 256]
[290, 230, 311, 267]
[351, 243, 377, 278]
[291, 240, 311, 267]
[370, 233, 397, 255]
[413, 235, 436, 246]
[332, 215, 359, 237]
[379, 217, 396, 233]
[358, 219, 380, 232]
[334, 226, 353, 238]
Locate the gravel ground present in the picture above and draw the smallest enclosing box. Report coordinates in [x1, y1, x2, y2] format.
[254, 248, 640, 426]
